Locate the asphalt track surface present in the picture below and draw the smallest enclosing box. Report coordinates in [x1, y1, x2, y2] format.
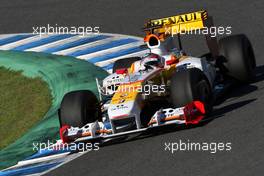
[1, 0, 264, 175]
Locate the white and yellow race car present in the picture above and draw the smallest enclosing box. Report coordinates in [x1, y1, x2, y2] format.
[58, 10, 256, 143]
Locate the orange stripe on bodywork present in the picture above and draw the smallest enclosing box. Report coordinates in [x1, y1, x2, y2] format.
[81, 129, 112, 137]
[148, 115, 185, 126]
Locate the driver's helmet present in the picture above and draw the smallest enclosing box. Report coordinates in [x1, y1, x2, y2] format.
[141, 53, 164, 68]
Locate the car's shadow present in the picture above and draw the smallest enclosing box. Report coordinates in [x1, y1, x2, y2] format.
[100, 65, 264, 147]
[214, 65, 264, 104]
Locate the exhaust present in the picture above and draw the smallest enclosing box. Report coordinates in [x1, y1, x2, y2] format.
[144, 34, 160, 48]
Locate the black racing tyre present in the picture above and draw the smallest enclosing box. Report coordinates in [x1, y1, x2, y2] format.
[140, 100, 167, 127]
[218, 34, 256, 82]
[59, 90, 101, 127]
[170, 68, 212, 112]
[140, 102, 153, 127]
[112, 57, 141, 73]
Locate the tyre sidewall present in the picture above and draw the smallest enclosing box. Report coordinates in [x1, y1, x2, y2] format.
[219, 34, 255, 82]
[60, 90, 100, 127]
[170, 68, 212, 111]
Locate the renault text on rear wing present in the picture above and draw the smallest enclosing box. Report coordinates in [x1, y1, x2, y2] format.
[144, 10, 208, 35]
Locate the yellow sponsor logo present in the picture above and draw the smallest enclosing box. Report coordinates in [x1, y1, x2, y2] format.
[146, 10, 208, 34]
[149, 10, 207, 27]
[110, 82, 141, 104]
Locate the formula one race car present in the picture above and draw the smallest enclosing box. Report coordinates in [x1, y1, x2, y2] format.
[58, 10, 256, 143]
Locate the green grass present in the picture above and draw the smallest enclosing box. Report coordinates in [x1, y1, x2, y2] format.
[0, 67, 52, 150]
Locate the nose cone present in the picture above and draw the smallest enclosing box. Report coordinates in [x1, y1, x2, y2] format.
[108, 101, 134, 119]
[108, 81, 142, 120]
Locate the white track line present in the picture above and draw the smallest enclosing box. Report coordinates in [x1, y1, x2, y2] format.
[53, 36, 122, 56]
[25, 35, 86, 52]
[95, 50, 148, 67]
[0, 35, 51, 50]
[5, 152, 71, 170]
[0, 32, 143, 41]
[77, 41, 143, 60]
[38, 151, 90, 176]
[0, 34, 22, 40]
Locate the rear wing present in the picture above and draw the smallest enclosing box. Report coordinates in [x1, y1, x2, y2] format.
[144, 10, 208, 35]
[143, 10, 219, 59]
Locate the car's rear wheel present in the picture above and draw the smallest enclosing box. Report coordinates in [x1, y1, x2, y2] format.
[170, 68, 212, 112]
[112, 57, 141, 73]
[59, 90, 101, 127]
[218, 34, 256, 82]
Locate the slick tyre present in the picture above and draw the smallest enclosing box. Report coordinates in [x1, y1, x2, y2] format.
[218, 34, 256, 82]
[59, 90, 101, 127]
[170, 68, 212, 112]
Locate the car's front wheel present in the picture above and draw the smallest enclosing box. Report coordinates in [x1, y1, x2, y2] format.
[59, 90, 101, 127]
[170, 68, 212, 113]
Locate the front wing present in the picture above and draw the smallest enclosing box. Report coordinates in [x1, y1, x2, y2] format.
[60, 101, 206, 144]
